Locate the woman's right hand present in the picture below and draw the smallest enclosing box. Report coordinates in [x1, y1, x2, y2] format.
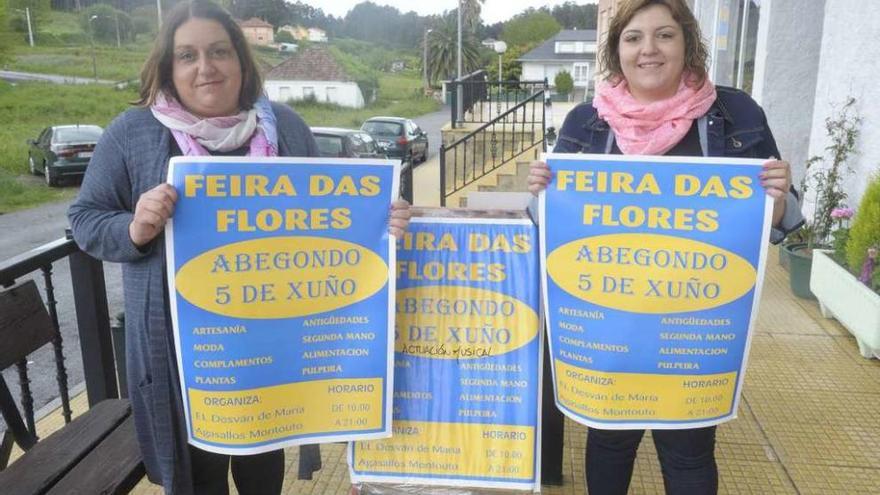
[528, 160, 552, 196]
[129, 184, 178, 247]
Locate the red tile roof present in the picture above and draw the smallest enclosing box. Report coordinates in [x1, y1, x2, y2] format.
[265, 48, 352, 82]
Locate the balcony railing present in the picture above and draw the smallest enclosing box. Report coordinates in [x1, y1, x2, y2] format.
[0, 232, 120, 434]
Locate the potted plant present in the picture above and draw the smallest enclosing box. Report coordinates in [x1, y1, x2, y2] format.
[783, 97, 861, 299]
[810, 173, 880, 358]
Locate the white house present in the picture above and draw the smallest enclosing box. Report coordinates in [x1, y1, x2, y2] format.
[264, 48, 364, 108]
[278, 25, 327, 43]
[517, 29, 597, 100]
[308, 27, 327, 42]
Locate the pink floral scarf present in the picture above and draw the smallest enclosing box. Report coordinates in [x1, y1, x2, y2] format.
[150, 92, 278, 157]
[593, 74, 717, 155]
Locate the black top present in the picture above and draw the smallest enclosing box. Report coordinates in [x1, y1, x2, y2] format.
[610, 120, 702, 157]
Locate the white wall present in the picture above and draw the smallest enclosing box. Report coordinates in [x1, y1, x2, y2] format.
[264, 80, 364, 108]
[807, 0, 880, 211]
[523, 62, 588, 86]
[751, 0, 826, 186]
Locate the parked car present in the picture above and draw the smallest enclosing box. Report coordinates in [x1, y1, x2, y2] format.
[27, 124, 103, 187]
[311, 126, 413, 202]
[360, 117, 429, 165]
[311, 127, 386, 159]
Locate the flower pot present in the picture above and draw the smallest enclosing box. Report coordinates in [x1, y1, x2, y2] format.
[783, 242, 815, 299]
[778, 243, 790, 271]
[810, 249, 880, 358]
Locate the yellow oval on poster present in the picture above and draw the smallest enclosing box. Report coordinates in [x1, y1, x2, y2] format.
[546, 233, 756, 313]
[395, 285, 539, 359]
[175, 236, 387, 319]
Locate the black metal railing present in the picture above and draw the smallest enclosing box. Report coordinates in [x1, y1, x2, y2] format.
[0, 233, 120, 441]
[449, 71, 547, 129]
[440, 89, 547, 206]
[448, 70, 486, 129]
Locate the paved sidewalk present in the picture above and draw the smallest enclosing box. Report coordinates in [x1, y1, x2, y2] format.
[17, 246, 879, 494]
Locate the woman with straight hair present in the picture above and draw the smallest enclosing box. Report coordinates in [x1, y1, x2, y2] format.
[529, 1, 803, 493]
[69, 2, 410, 493]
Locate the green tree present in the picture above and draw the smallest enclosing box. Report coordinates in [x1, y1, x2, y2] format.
[550, 2, 598, 30]
[231, 0, 291, 28]
[82, 4, 134, 44]
[275, 29, 295, 43]
[485, 42, 534, 82]
[426, 13, 480, 84]
[845, 174, 880, 285]
[459, 0, 485, 32]
[340, 1, 431, 49]
[501, 10, 561, 47]
[555, 70, 574, 99]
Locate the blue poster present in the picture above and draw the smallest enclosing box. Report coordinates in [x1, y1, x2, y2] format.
[349, 216, 542, 491]
[540, 153, 772, 429]
[165, 157, 399, 454]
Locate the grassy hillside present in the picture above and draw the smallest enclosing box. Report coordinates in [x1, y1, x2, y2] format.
[293, 73, 437, 128]
[0, 24, 438, 212]
[0, 81, 137, 212]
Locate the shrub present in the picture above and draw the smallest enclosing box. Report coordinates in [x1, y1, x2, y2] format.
[555, 70, 574, 96]
[799, 97, 861, 249]
[845, 173, 880, 292]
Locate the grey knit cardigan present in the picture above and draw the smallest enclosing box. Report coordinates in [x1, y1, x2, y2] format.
[69, 103, 319, 494]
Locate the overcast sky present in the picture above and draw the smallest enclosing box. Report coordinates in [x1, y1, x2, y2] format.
[300, 0, 598, 24]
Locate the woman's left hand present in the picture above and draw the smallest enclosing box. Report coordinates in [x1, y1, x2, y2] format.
[388, 199, 412, 238]
[760, 158, 791, 200]
[761, 158, 792, 226]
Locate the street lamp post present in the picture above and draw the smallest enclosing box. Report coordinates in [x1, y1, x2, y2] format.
[456, 0, 463, 125]
[493, 41, 507, 83]
[12, 8, 35, 47]
[89, 15, 99, 83]
[456, 0, 462, 81]
[24, 7, 34, 47]
[114, 13, 121, 48]
[422, 29, 433, 92]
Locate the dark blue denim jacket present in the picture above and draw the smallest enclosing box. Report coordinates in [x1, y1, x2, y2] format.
[551, 86, 804, 243]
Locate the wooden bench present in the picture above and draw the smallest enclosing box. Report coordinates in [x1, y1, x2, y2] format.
[0, 280, 145, 494]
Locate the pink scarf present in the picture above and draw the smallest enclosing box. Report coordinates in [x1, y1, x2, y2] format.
[150, 92, 277, 157]
[593, 74, 717, 155]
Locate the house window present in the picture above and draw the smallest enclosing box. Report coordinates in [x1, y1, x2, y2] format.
[710, 0, 760, 93]
[573, 63, 590, 85]
[557, 42, 576, 53]
[326, 86, 337, 103]
[303, 87, 315, 100]
[279, 86, 291, 101]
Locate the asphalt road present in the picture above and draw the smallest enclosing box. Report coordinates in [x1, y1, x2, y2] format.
[0, 105, 449, 429]
[412, 105, 449, 160]
[0, 193, 126, 429]
[0, 69, 115, 85]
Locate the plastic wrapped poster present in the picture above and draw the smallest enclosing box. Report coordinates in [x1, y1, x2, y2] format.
[350, 213, 542, 492]
[540, 153, 772, 430]
[166, 157, 398, 454]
